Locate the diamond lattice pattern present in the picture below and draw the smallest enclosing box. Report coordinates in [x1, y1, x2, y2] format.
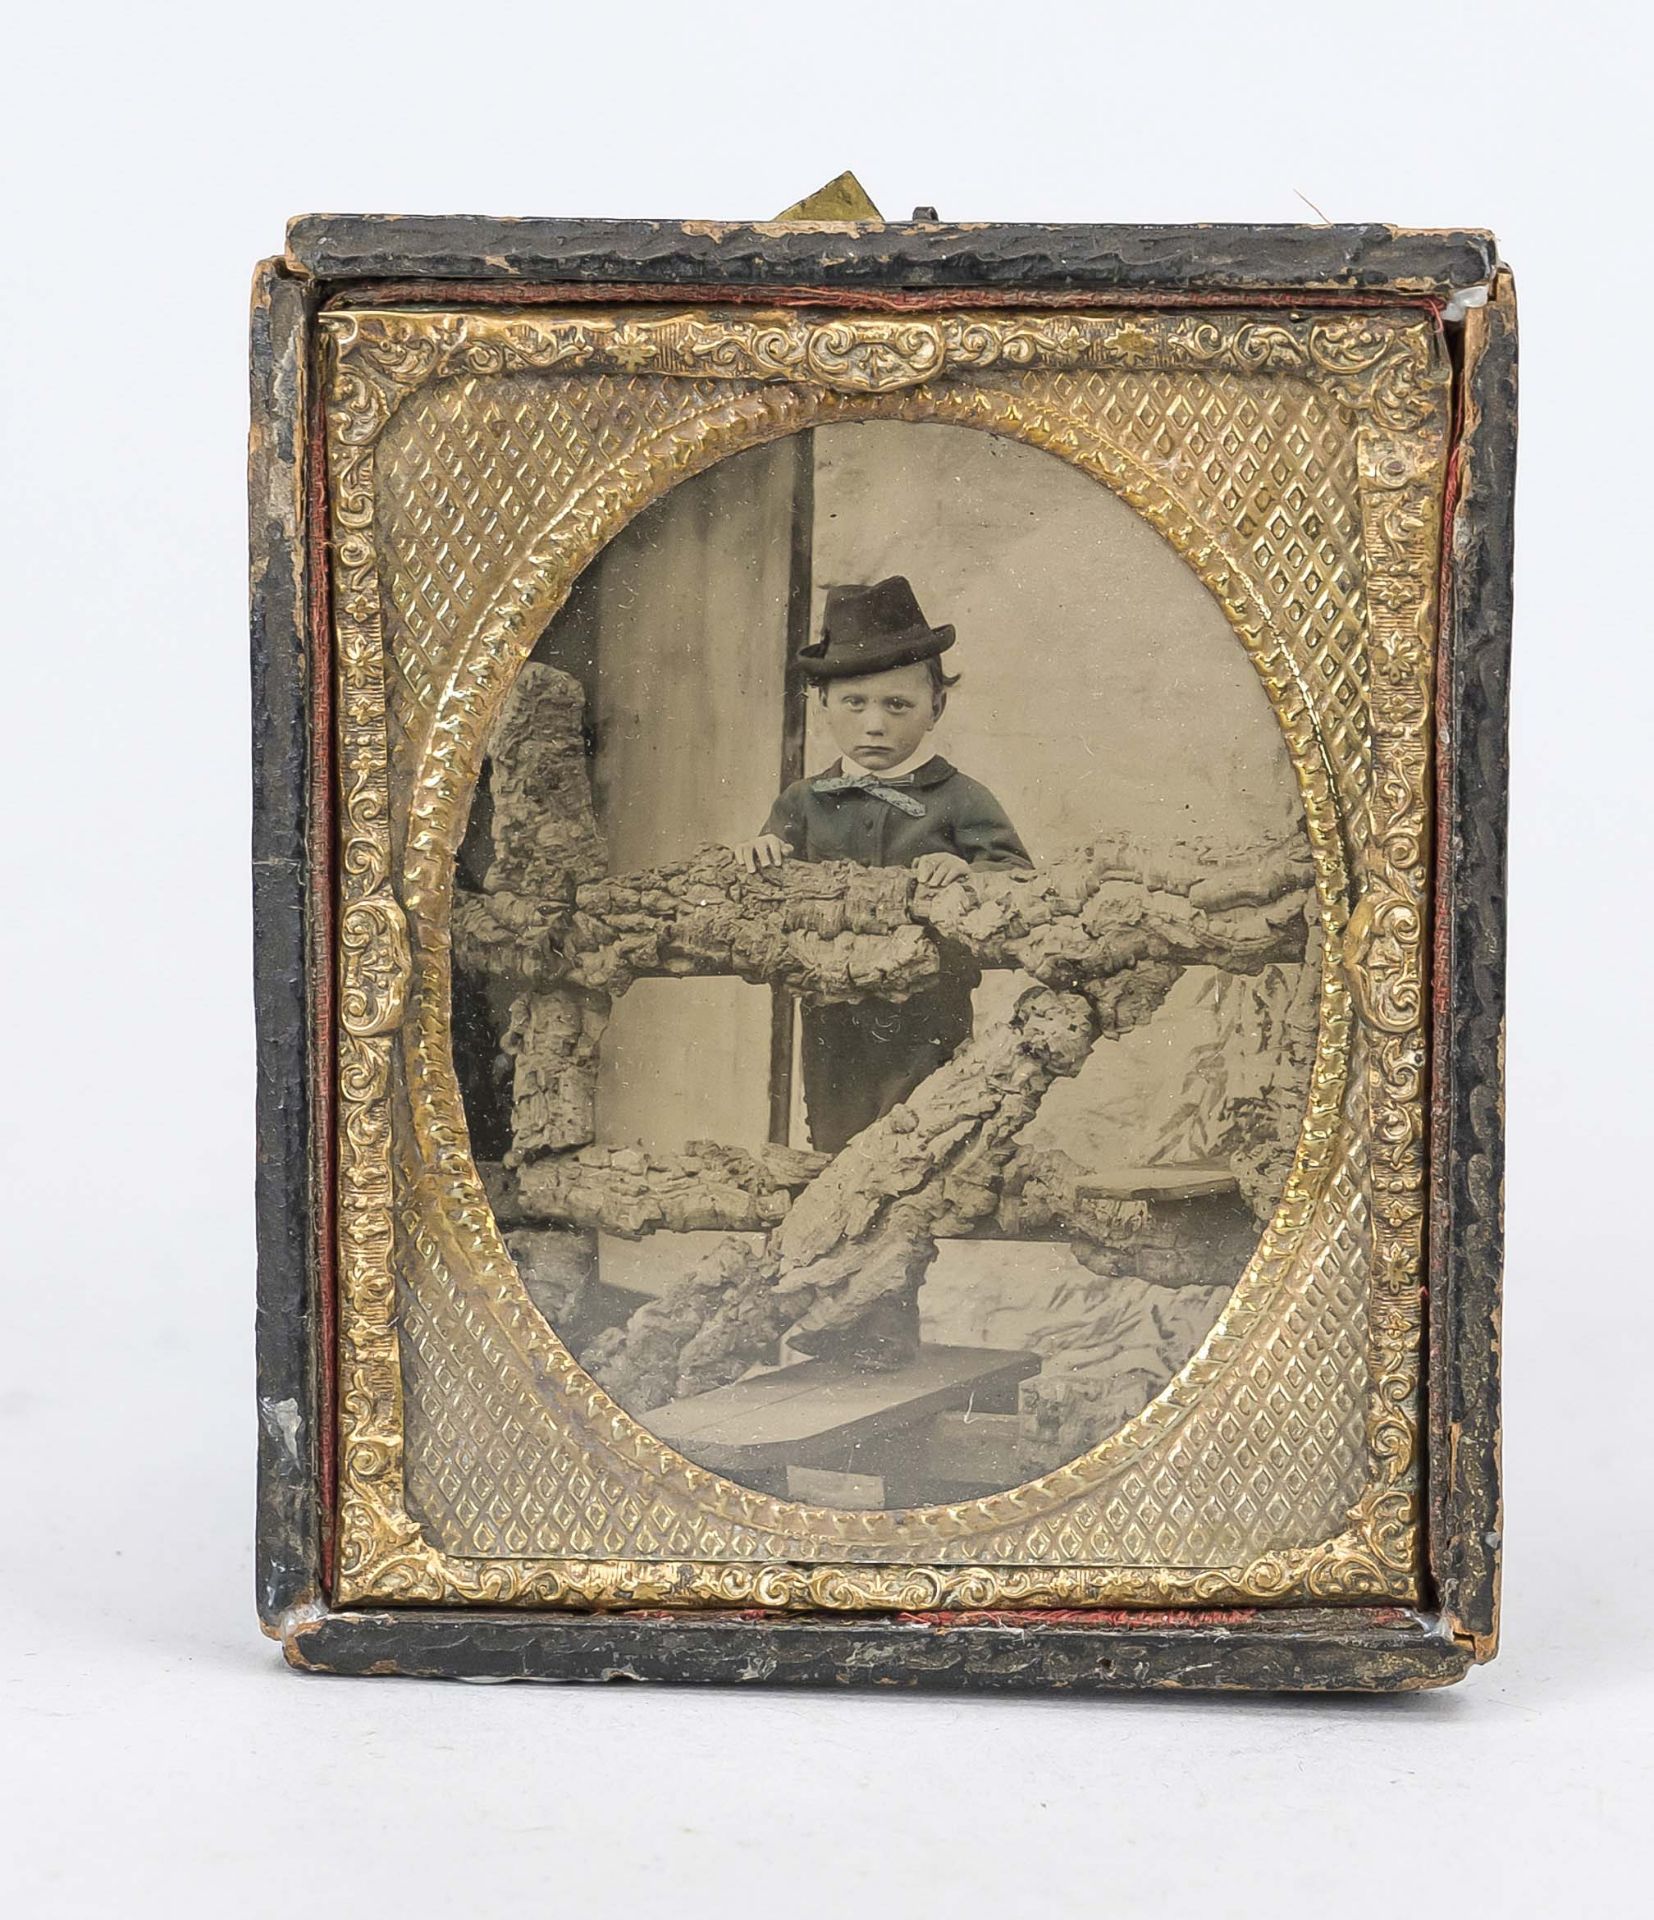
[376, 361, 1376, 1568]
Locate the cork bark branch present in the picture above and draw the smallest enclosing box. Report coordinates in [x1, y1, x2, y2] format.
[474, 664, 609, 1158]
[583, 986, 1104, 1409]
[502, 1140, 1251, 1275]
[456, 835, 1313, 1002]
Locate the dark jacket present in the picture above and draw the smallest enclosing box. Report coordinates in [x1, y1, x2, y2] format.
[762, 755, 1033, 871]
[761, 756, 1032, 1157]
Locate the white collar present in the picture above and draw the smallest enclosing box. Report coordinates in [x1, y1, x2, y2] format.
[840, 744, 937, 782]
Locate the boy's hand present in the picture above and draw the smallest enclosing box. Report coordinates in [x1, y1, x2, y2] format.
[913, 852, 971, 888]
[732, 834, 790, 872]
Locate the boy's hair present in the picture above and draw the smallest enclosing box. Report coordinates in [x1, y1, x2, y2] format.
[807, 657, 960, 702]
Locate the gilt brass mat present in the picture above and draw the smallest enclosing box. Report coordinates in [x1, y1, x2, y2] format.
[322, 304, 1448, 1609]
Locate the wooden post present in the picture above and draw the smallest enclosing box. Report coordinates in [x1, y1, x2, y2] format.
[769, 428, 814, 1145]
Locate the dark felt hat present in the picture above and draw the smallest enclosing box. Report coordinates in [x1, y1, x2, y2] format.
[797, 576, 956, 679]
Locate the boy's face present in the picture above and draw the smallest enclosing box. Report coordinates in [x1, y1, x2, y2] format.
[817, 662, 942, 770]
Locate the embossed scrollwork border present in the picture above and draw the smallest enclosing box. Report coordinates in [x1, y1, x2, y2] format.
[322, 305, 1448, 1610]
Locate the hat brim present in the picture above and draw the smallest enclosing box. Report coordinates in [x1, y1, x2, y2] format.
[797, 624, 956, 678]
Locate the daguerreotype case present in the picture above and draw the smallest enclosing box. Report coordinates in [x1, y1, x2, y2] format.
[252, 186, 1512, 1690]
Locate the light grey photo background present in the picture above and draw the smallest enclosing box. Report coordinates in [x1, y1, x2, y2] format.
[4, 2, 1650, 1914]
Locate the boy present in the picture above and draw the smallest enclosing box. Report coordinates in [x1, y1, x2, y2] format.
[732, 575, 1033, 1156]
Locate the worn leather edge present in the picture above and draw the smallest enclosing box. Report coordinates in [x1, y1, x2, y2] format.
[1428, 274, 1515, 1659]
[284, 215, 1497, 294]
[251, 258, 324, 1634]
[279, 1604, 1472, 1692]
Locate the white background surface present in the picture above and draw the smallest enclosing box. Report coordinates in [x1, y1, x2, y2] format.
[4, 1, 1650, 1911]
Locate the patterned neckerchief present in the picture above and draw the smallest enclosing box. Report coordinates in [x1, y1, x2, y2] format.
[809, 763, 929, 816]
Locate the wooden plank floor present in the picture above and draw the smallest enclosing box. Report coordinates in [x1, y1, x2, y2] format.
[646, 1343, 1040, 1474]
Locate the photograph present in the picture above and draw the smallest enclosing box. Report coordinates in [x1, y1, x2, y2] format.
[331, 295, 1434, 1604]
[15, 3, 1654, 1911]
[456, 422, 1320, 1508]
